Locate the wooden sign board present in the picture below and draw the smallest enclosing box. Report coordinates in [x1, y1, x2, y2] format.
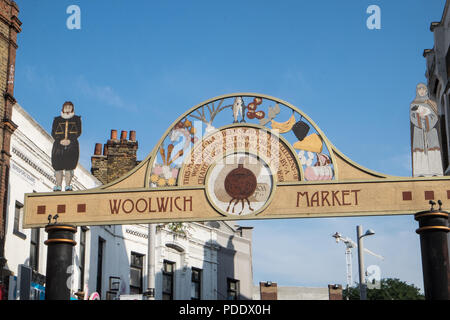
[23, 93, 450, 228]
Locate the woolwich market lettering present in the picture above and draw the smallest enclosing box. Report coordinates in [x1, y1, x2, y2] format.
[22, 93, 450, 228]
[296, 190, 361, 207]
[109, 196, 193, 214]
[106, 190, 360, 215]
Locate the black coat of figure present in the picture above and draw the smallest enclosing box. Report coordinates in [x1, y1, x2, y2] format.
[51, 115, 82, 171]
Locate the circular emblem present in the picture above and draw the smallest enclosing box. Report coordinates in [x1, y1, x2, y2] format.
[224, 163, 258, 214]
[206, 152, 274, 216]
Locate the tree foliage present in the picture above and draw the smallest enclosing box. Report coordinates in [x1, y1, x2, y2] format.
[343, 278, 424, 300]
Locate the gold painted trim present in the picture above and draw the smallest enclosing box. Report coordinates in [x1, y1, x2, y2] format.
[415, 226, 450, 234]
[414, 212, 449, 220]
[45, 225, 77, 233]
[44, 238, 77, 246]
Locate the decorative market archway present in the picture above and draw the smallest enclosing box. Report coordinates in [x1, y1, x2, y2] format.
[23, 93, 450, 227]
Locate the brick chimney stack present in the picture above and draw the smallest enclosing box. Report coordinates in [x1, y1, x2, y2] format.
[259, 281, 277, 300]
[328, 284, 343, 300]
[91, 129, 139, 184]
[94, 143, 102, 155]
[110, 129, 118, 140]
[129, 130, 136, 142]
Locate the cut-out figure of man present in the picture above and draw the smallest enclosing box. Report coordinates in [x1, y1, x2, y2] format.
[51, 101, 82, 191]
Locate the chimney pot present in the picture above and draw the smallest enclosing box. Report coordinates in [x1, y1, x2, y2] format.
[111, 129, 118, 140]
[94, 143, 102, 155]
[120, 130, 127, 140]
[103, 144, 108, 156]
[129, 130, 136, 141]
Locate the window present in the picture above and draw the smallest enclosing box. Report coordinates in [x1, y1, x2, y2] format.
[130, 252, 144, 294]
[227, 278, 240, 300]
[162, 260, 175, 300]
[78, 227, 87, 290]
[29, 228, 40, 271]
[96, 237, 105, 296]
[13, 201, 26, 239]
[191, 268, 202, 300]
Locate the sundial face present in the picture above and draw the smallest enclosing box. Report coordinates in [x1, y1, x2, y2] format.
[205, 152, 274, 217]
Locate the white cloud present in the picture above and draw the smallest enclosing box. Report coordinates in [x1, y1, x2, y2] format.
[75, 76, 138, 112]
[21, 68, 136, 112]
[23, 65, 56, 93]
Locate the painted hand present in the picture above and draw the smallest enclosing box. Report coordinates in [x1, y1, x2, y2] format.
[60, 139, 71, 146]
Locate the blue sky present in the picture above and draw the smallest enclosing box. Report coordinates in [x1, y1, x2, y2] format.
[13, 0, 447, 292]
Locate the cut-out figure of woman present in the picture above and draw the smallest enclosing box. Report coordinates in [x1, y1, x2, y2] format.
[410, 83, 443, 177]
[51, 101, 82, 191]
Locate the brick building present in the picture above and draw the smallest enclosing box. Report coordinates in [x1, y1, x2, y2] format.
[91, 129, 139, 184]
[0, 0, 20, 297]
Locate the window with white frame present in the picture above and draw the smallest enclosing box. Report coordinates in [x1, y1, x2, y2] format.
[191, 268, 202, 300]
[162, 260, 175, 300]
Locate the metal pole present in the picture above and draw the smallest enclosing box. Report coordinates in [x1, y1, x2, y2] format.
[357, 225, 367, 300]
[44, 224, 77, 300]
[144, 223, 156, 300]
[415, 201, 450, 300]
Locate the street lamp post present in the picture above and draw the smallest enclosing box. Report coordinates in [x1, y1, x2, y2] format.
[144, 223, 156, 300]
[356, 225, 375, 300]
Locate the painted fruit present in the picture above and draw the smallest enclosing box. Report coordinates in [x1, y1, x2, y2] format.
[254, 111, 265, 119]
[292, 120, 310, 141]
[247, 103, 257, 111]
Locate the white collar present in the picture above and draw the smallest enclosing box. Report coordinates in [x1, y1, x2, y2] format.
[61, 111, 74, 119]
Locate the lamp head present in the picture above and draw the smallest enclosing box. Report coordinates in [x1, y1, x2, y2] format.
[332, 232, 341, 242]
[364, 229, 375, 237]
